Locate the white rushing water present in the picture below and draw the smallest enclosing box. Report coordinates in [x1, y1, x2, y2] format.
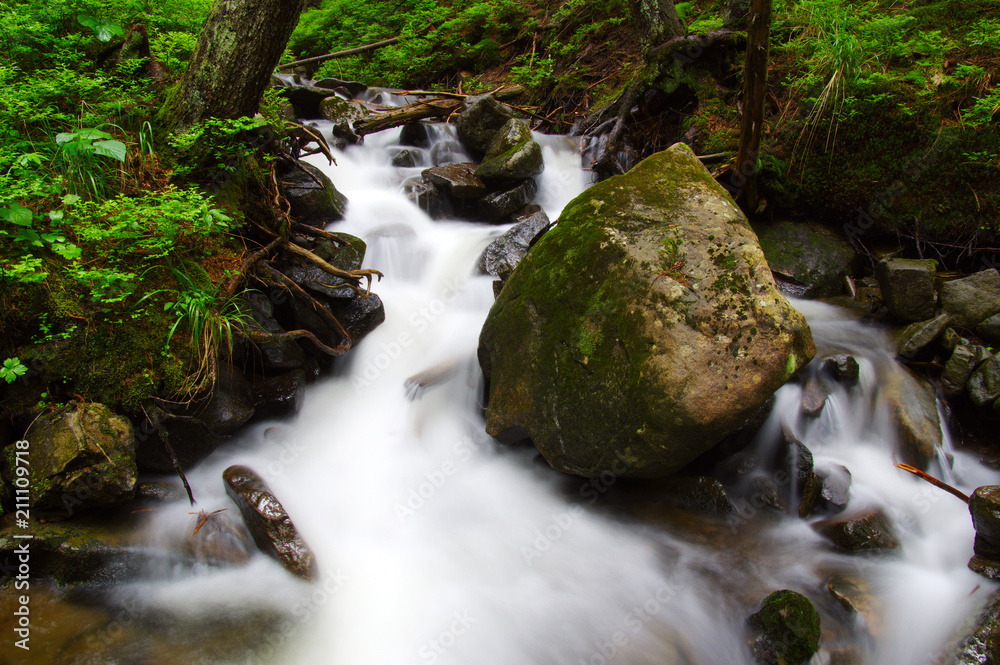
[130, 118, 998, 665]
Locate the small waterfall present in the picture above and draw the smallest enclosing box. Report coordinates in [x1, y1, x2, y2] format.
[120, 114, 998, 665]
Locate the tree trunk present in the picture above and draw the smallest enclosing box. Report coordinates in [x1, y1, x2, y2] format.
[629, 0, 685, 46]
[735, 0, 771, 211]
[164, 0, 305, 132]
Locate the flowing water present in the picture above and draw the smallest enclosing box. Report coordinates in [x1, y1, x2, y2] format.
[99, 111, 999, 665]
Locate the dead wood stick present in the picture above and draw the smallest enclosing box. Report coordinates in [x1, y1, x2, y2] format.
[894, 463, 970, 504]
[277, 37, 402, 70]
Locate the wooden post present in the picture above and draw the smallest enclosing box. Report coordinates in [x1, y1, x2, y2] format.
[735, 0, 771, 212]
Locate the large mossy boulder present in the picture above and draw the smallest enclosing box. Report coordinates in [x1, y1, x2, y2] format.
[940, 269, 1000, 330]
[1, 403, 136, 519]
[875, 258, 937, 322]
[455, 94, 514, 154]
[478, 143, 815, 478]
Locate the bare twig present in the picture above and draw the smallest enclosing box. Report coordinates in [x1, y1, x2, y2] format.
[894, 463, 970, 504]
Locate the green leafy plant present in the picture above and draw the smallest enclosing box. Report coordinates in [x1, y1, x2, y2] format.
[77, 14, 124, 42]
[0, 357, 28, 383]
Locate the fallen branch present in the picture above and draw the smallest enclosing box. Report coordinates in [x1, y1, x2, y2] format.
[354, 84, 527, 136]
[894, 463, 970, 504]
[277, 37, 402, 70]
[355, 98, 461, 136]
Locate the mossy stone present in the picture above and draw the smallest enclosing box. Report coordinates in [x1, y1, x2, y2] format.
[747, 590, 821, 665]
[479, 143, 814, 478]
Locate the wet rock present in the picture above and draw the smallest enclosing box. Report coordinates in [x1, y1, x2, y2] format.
[251, 369, 307, 419]
[940, 269, 1000, 330]
[188, 361, 256, 436]
[479, 207, 551, 282]
[967, 353, 1000, 408]
[882, 368, 943, 470]
[970, 486, 1000, 563]
[895, 312, 951, 358]
[455, 94, 514, 154]
[946, 588, 1000, 664]
[874, 258, 937, 322]
[328, 293, 386, 345]
[422, 162, 487, 217]
[801, 375, 829, 417]
[780, 438, 815, 495]
[223, 465, 316, 580]
[399, 122, 430, 148]
[0, 513, 145, 584]
[313, 77, 367, 97]
[318, 96, 369, 144]
[800, 464, 851, 518]
[816, 508, 900, 552]
[823, 354, 861, 385]
[478, 178, 539, 221]
[826, 574, 883, 638]
[942, 344, 988, 399]
[746, 589, 821, 665]
[135, 481, 184, 503]
[182, 509, 252, 567]
[479, 143, 815, 478]
[1, 403, 136, 519]
[652, 476, 737, 515]
[753, 219, 858, 298]
[279, 84, 338, 118]
[280, 160, 348, 228]
[244, 292, 306, 371]
[940, 326, 963, 353]
[134, 408, 220, 473]
[391, 148, 419, 168]
[475, 118, 544, 183]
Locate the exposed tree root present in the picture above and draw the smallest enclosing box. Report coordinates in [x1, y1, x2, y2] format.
[240, 327, 349, 356]
[281, 240, 384, 295]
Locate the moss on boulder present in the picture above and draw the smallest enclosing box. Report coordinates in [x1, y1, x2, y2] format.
[478, 143, 815, 478]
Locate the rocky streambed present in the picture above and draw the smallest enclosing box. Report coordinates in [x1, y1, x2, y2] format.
[3, 86, 1000, 665]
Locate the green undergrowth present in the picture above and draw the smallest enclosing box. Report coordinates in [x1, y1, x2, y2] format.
[0, 0, 275, 416]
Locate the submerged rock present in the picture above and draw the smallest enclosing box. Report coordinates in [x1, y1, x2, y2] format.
[946, 588, 1000, 664]
[874, 258, 937, 322]
[478, 143, 815, 478]
[223, 465, 316, 581]
[746, 589, 821, 665]
[1, 403, 136, 519]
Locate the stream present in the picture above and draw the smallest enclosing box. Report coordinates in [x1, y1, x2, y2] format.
[62, 102, 1000, 665]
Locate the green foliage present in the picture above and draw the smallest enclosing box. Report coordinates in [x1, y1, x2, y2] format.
[1, 357, 28, 383]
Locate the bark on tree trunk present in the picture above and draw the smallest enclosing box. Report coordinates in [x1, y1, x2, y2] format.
[735, 0, 771, 211]
[629, 0, 685, 46]
[164, 0, 305, 132]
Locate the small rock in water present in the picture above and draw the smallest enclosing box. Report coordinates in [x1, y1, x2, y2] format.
[815, 508, 900, 552]
[746, 589, 821, 665]
[970, 486, 1000, 563]
[800, 374, 829, 417]
[223, 465, 317, 581]
[822, 354, 860, 385]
